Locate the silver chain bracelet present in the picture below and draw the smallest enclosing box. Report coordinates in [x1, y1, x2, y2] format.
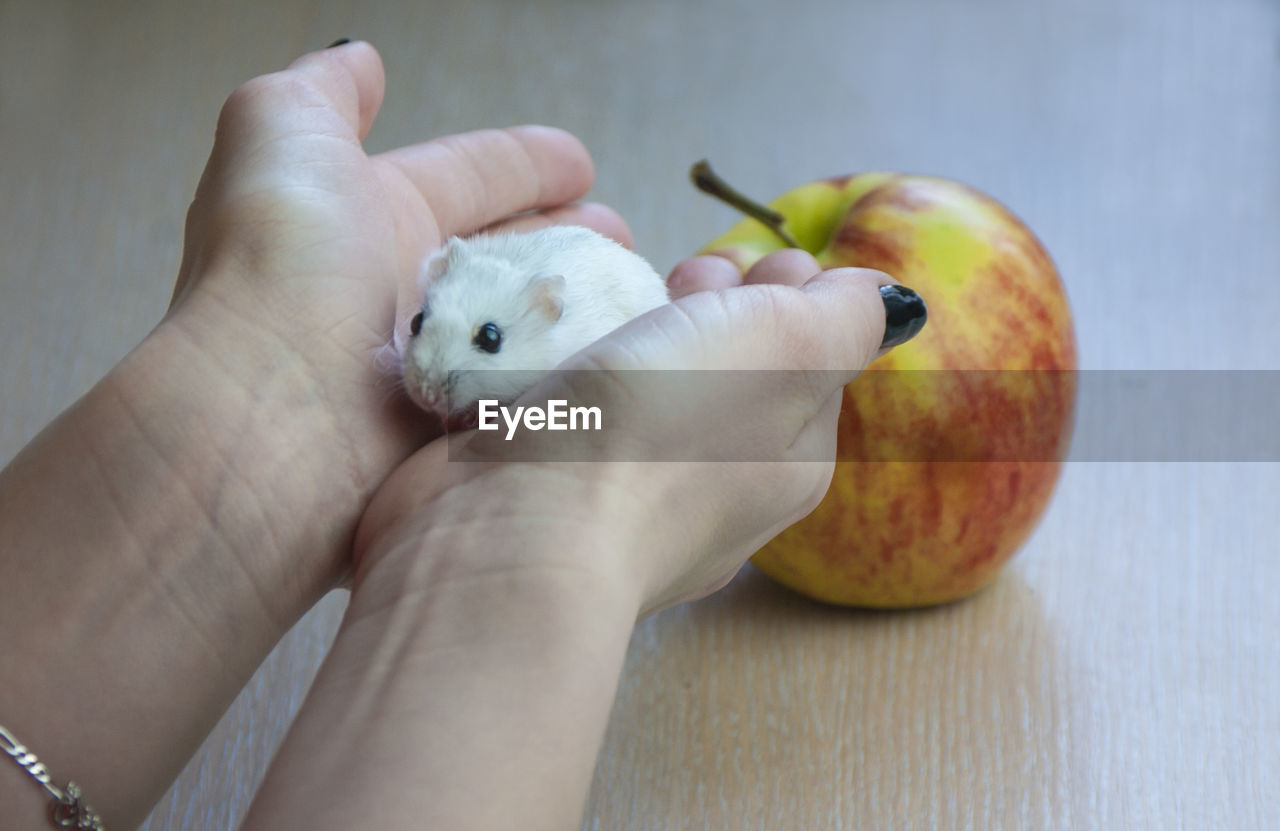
[0, 723, 106, 830]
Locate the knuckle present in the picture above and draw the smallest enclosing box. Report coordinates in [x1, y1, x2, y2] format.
[745, 284, 831, 365]
[218, 72, 321, 131]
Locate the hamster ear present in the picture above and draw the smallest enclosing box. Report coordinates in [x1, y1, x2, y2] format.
[522, 274, 566, 323]
[418, 236, 469, 292]
[418, 247, 451, 293]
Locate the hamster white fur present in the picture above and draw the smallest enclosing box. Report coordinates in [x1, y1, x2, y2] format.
[400, 225, 671, 420]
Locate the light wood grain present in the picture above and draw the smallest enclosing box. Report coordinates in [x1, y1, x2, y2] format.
[2, 0, 1277, 828]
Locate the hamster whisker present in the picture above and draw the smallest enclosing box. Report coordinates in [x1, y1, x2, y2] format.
[370, 340, 412, 406]
[373, 339, 404, 375]
[373, 376, 411, 407]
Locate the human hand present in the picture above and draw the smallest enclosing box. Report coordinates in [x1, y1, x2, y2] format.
[352, 248, 902, 618]
[0, 42, 632, 827]
[236, 249, 911, 829]
[145, 40, 630, 599]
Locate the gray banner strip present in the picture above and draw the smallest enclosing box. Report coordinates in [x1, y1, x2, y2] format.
[436, 370, 1280, 462]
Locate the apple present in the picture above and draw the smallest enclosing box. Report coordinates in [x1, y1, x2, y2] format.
[692, 162, 1077, 608]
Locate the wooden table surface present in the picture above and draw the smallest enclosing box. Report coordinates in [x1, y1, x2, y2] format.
[2, 0, 1277, 828]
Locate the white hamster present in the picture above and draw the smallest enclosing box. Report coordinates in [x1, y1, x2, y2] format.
[400, 225, 670, 421]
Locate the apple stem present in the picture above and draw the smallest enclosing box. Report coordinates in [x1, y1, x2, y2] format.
[690, 160, 800, 249]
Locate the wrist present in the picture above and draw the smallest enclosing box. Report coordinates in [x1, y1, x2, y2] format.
[129, 291, 428, 599]
[0, 357, 300, 827]
[111, 318, 345, 603]
[0, 303, 395, 826]
[245, 511, 642, 830]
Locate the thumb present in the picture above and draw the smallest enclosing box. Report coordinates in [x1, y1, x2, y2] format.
[173, 41, 387, 303]
[284, 39, 386, 141]
[212, 39, 386, 158]
[794, 266, 909, 375]
[709, 265, 911, 382]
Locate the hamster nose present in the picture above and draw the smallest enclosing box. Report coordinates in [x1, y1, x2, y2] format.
[421, 386, 448, 416]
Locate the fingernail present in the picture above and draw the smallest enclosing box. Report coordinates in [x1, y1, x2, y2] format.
[879, 284, 927, 348]
[327, 38, 352, 48]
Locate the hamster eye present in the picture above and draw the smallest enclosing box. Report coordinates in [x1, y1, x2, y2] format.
[473, 322, 503, 354]
[409, 311, 425, 337]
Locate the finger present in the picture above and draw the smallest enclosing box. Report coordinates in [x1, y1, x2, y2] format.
[665, 255, 743, 298]
[285, 40, 386, 140]
[218, 40, 386, 150]
[796, 267, 898, 371]
[481, 202, 634, 249]
[741, 248, 822, 287]
[377, 125, 596, 237]
[676, 266, 892, 377]
[552, 265, 907, 442]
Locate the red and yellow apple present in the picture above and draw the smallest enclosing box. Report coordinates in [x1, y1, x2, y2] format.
[694, 164, 1077, 608]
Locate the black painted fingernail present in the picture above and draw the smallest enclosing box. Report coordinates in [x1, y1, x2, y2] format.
[879, 284, 927, 348]
[327, 38, 352, 48]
